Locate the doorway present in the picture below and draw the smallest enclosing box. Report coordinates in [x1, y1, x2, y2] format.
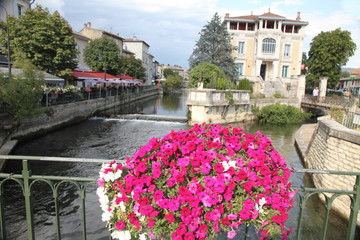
[260, 64, 266, 80]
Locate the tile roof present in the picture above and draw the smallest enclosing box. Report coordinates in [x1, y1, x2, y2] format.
[225, 11, 307, 24]
[350, 68, 360, 76]
[72, 70, 118, 80]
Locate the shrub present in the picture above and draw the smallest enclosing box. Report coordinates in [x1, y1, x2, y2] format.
[237, 78, 252, 91]
[256, 103, 311, 125]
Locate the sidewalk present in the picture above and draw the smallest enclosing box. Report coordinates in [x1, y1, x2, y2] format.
[294, 123, 317, 159]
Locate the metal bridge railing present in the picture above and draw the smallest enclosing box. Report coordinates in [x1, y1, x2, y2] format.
[0, 155, 359, 240]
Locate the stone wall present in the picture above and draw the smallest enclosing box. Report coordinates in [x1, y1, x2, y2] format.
[304, 119, 360, 224]
[11, 88, 161, 140]
[186, 89, 254, 125]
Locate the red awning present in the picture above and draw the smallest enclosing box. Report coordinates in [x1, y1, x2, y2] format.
[72, 70, 118, 80]
[115, 74, 136, 79]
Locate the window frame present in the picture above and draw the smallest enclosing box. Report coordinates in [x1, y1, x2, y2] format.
[262, 38, 276, 53]
[282, 65, 289, 78]
[284, 44, 291, 57]
[238, 41, 245, 54]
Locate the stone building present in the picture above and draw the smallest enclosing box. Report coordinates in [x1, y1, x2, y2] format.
[224, 10, 308, 97]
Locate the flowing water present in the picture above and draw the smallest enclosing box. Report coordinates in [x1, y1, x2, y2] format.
[3, 90, 356, 239]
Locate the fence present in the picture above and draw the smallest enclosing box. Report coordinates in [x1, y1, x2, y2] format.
[42, 85, 158, 107]
[342, 110, 360, 130]
[0, 155, 359, 239]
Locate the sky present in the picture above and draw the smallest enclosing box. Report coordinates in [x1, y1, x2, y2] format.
[34, 0, 360, 69]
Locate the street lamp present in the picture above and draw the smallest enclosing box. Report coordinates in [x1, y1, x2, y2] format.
[0, 5, 11, 75]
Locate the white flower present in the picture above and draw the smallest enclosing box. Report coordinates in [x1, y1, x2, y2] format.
[111, 230, 131, 240]
[140, 233, 147, 240]
[101, 211, 112, 222]
[222, 160, 237, 171]
[119, 202, 126, 212]
[255, 197, 266, 214]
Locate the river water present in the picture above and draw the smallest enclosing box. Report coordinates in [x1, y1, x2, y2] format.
[4, 90, 355, 239]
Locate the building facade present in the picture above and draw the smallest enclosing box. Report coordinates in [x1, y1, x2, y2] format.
[0, 0, 31, 22]
[79, 22, 124, 55]
[123, 38, 153, 85]
[224, 11, 308, 97]
[73, 31, 90, 71]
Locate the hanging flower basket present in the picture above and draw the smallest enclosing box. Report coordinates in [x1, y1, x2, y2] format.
[97, 123, 296, 240]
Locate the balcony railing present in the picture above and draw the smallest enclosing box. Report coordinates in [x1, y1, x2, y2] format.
[0, 155, 359, 240]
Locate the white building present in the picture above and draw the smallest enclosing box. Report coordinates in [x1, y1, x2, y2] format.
[123, 38, 153, 85]
[224, 11, 308, 97]
[0, 0, 31, 22]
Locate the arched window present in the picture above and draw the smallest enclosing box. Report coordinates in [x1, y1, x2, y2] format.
[262, 38, 276, 53]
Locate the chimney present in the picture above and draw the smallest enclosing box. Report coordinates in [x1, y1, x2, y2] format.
[225, 13, 229, 18]
[84, 22, 91, 28]
[251, 11, 253, 15]
[296, 12, 301, 21]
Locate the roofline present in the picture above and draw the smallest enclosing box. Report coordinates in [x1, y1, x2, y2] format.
[224, 18, 256, 23]
[283, 21, 309, 26]
[124, 39, 150, 47]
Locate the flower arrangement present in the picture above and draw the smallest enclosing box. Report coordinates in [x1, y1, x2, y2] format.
[97, 123, 296, 240]
[41, 85, 81, 94]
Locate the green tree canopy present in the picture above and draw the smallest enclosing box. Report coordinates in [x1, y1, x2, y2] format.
[307, 28, 356, 88]
[188, 13, 238, 81]
[119, 56, 146, 80]
[188, 62, 227, 88]
[84, 36, 121, 75]
[0, 5, 78, 76]
[163, 68, 176, 78]
[163, 74, 184, 92]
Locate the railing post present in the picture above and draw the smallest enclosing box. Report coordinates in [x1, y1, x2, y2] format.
[346, 175, 360, 240]
[0, 182, 6, 240]
[22, 160, 35, 240]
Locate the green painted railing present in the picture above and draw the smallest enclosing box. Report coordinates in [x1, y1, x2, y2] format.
[0, 155, 359, 240]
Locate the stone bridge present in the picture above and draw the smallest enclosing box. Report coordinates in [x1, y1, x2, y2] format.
[301, 94, 355, 111]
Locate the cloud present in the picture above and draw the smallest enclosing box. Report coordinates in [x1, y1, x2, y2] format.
[34, 0, 65, 15]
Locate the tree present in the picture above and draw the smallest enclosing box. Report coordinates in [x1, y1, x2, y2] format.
[163, 69, 176, 78]
[188, 62, 228, 89]
[84, 36, 121, 75]
[119, 56, 146, 80]
[307, 28, 356, 88]
[162, 74, 184, 92]
[0, 5, 78, 76]
[188, 13, 238, 81]
[0, 51, 45, 123]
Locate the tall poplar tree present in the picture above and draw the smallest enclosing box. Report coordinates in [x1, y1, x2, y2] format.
[307, 28, 356, 88]
[0, 5, 78, 76]
[188, 13, 238, 81]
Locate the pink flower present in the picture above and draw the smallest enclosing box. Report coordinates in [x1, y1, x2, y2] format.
[239, 209, 252, 220]
[97, 179, 105, 187]
[115, 220, 126, 230]
[165, 213, 176, 222]
[227, 230, 236, 239]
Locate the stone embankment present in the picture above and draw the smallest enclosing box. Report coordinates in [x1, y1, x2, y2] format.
[295, 117, 360, 225]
